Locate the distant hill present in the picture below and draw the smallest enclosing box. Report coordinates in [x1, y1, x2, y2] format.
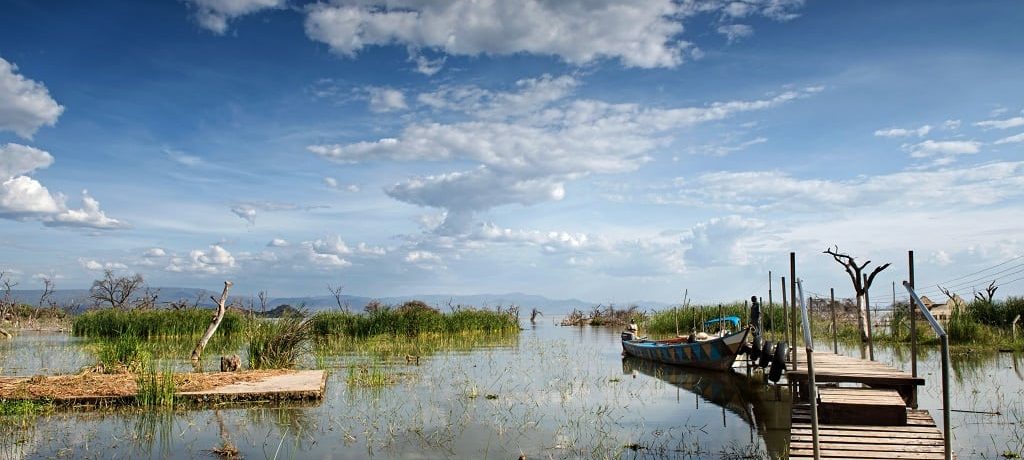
[9, 288, 670, 315]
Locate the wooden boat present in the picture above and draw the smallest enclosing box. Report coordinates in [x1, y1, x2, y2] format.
[620, 325, 751, 371]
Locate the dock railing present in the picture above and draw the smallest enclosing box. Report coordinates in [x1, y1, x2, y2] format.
[796, 279, 820, 460]
[903, 281, 952, 460]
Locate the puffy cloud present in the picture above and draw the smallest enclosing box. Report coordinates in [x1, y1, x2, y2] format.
[974, 116, 1024, 130]
[0, 144, 126, 228]
[323, 177, 338, 188]
[0, 58, 64, 138]
[367, 87, 408, 113]
[681, 215, 765, 267]
[904, 139, 981, 158]
[1, 143, 54, 178]
[267, 238, 289, 247]
[45, 190, 130, 230]
[144, 248, 167, 258]
[167, 244, 236, 274]
[874, 124, 932, 138]
[0, 175, 61, 217]
[310, 235, 352, 256]
[78, 258, 127, 272]
[186, 0, 286, 34]
[994, 133, 1024, 145]
[717, 24, 754, 44]
[943, 119, 961, 130]
[404, 250, 443, 269]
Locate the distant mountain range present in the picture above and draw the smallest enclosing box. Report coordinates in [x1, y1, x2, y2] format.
[8, 288, 671, 315]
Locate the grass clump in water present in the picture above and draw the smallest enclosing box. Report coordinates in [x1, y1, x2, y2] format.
[345, 365, 397, 389]
[248, 314, 313, 369]
[97, 334, 151, 373]
[310, 301, 519, 339]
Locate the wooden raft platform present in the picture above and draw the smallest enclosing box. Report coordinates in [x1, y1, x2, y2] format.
[0, 370, 327, 405]
[790, 404, 951, 459]
[786, 352, 924, 404]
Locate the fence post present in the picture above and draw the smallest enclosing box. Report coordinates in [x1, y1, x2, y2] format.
[910, 250, 917, 380]
[864, 273, 874, 361]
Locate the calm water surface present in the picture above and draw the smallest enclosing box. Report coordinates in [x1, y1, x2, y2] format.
[1, 321, 1022, 459]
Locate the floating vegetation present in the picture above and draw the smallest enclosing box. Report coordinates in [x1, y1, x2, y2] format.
[310, 302, 519, 339]
[73, 308, 246, 339]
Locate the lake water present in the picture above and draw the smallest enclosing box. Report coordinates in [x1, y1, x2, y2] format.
[1, 320, 1022, 459]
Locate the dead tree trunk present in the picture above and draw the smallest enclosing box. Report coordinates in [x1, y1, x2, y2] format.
[191, 281, 233, 364]
[824, 247, 890, 342]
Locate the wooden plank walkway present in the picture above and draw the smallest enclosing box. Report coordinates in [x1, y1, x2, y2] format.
[785, 352, 952, 459]
[786, 352, 924, 404]
[790, 404, 951, 459]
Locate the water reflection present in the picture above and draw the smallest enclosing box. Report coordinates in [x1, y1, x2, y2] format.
[621, 356, 791, 459]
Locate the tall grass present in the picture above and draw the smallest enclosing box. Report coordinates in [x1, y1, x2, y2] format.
[248, 315, 313, 369]
[646, 303, 770, 337]
[310, 303, 519, 339]
[136, 362, 176, 408]
[72, 308, 246, 339]
[97, 334, 151, 372]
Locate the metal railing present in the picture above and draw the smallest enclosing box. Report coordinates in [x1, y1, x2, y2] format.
[796, 279, 820, 460]
[903, 281, 952, 460]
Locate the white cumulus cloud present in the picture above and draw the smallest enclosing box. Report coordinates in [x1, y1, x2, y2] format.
[0, 143, 54, 178]
[186, 0, 286, 34]
[874, 124, 932, 138]
[974, 116, 1024, 130]
[904, 139, 981, 158]
[167, 244, 236, 274]
[45, 190, 130, 230]
[367, 87, 408, 113]
[681, 215, 765, 267]
[0, 58, 64, 139]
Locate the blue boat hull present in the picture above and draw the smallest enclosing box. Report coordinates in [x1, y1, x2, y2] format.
[621, 328, 751, 371]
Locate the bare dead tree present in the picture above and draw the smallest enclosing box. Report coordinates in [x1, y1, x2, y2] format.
[0, 272, 15, 338]
[38, 276, 55, 309]
[974, 281, 998, 303]
[257, 290, 269, 313]
[327, 283, 347, 312]
[824, 246, 891, 342]
[530, 308, 543, 324]
[191, 281, 233, 365]
[89, 270, 145, 309]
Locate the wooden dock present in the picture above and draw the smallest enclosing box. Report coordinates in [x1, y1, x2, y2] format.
[0, 369, 327, 405]
[786, 352, 924, 404]
[785, 352, 951, 459]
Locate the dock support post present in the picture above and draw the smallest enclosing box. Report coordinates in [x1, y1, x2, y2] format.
[830, 288, 838, 354]
[910, 250, 917, 379]
[864, 273, 874, 361]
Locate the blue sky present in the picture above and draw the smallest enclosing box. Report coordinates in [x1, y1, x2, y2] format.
[1, 0, 1022, 304]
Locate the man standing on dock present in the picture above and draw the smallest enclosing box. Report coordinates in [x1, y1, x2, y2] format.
[750, 296, 761, 338]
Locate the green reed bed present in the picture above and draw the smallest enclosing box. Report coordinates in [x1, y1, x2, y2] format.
[72, 308, 247, 339]
[310, 304, 519, 339]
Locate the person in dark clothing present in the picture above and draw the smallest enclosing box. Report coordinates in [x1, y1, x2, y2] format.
[750, 295, 761, 337]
